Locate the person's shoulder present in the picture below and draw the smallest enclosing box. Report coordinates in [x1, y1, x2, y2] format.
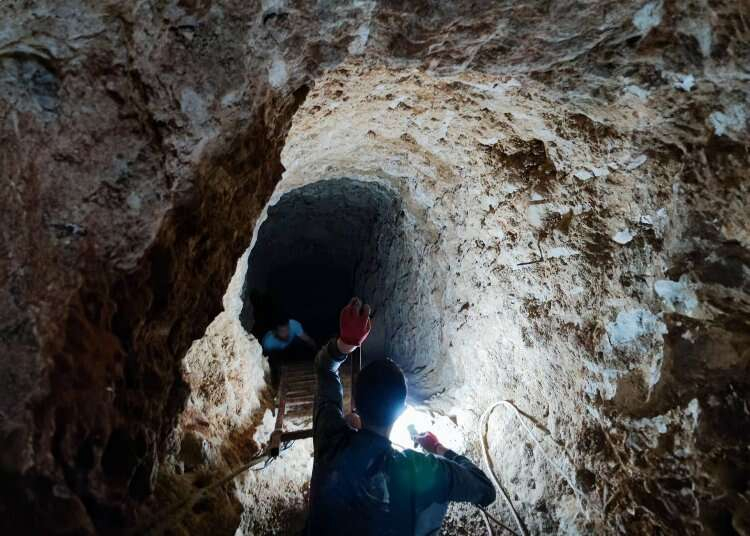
[400, 448, 429, 459]
[396, 448, 451, 472]
[288, 319, 303, 335]
[261, 330, 277, 347]
[385, 448, 442, 485]
[315, 425, 357, 462]
[391, 447, 434, 466]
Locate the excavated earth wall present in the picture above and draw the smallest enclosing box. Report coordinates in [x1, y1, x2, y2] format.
[1, 0, 748, 534]
[249, 61, 749, 534]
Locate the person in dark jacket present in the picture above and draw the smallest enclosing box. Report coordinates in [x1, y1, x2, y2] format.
[308, 298, 496, 535]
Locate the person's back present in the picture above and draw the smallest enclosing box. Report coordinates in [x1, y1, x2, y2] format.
[309, 299, 496, 535]
[311, 427, 411, 534]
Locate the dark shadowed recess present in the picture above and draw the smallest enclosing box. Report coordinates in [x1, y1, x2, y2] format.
[241, 178, 399, 350]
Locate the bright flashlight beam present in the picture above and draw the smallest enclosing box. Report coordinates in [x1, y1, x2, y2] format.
[389, 404, 468, 454]
[389, 405, 434, 451]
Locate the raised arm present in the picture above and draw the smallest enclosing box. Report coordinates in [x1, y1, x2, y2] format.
[312, 338, 349, 452]
[313, 298, 372, 455]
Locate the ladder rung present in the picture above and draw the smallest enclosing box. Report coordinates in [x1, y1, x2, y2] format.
[287, 369, 313, 375]
[287, 379, 314, 386]
[286, 399, 314, 408]
[281, 429, 313, 441]
[287, 393, 311, 400]
[286, 410, 312, 417]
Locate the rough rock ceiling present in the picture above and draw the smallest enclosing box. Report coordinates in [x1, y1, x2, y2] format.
[1, 0, 748, 534]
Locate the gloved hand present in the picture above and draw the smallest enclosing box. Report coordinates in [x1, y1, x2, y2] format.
[415, 432, 446, 455]
[339, 297, 371, 346]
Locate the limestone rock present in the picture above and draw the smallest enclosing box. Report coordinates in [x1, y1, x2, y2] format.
[1, 0, 748, 534]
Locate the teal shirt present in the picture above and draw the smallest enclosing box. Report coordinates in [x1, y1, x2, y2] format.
[261, 319, 303, 353]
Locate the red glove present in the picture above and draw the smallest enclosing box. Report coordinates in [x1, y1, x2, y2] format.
[339, 297, 371, 346]
[415, 432, 443, 454]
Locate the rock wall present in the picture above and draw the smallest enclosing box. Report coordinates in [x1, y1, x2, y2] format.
[354, 180, 450, 400]
[277, 55, 749, 533]
[0, 1, 333, 532]
[177, 249, 268, 472]
[1, 0, 748, 534]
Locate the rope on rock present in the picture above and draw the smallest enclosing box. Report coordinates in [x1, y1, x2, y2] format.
[479, 505, 521, 536]
[479, 399, 591, 536]
[132, 443, 290, 535]
[479, 401, 528, 536]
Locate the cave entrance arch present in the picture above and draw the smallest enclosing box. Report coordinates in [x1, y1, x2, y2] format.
[240, 178, 405, 362]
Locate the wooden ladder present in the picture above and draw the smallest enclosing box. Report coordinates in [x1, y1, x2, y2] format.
[269, 349, 361, 456]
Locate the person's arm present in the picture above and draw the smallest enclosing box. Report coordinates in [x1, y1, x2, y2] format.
[298, 331, 317, 348]
[413, 432, 496, 506]
[312, 338, 350, 453]
[260, 331, 276, 355]
[287, 319, 316, 349]
[313, 298, 371, 455]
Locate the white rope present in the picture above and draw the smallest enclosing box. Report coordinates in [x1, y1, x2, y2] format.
[480, 506, 522, 536]
[480, 508, 495, 535]
[479, 402, 529, 536]
[479, 399, 591, 536]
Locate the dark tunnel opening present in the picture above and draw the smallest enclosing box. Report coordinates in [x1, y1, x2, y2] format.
[240, 178, 403, 360]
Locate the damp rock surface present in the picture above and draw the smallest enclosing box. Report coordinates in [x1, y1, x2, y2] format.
[1, 0, 748, 534]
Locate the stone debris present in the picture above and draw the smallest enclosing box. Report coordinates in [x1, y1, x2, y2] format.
[654, 278, 699, 316]
[709, 105, 747, 137]
[612, 229, 635, 244]
[632, 1, 663, 34]
[674, 74, 695, 92]
[626, 154, 648, 170]
[606, 308, 667, 353]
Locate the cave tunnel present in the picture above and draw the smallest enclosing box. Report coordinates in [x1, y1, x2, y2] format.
[241, 178, 405, 364]
[5, 1, 750, 534]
